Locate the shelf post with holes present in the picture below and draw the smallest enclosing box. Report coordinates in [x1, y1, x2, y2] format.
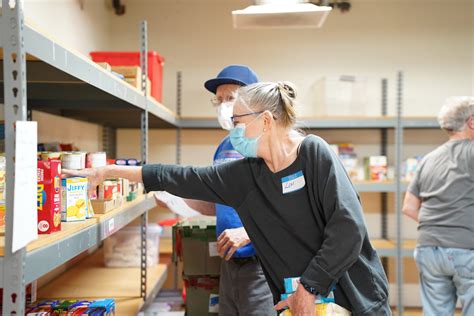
[395, 71, 405, 315]
[2, 0, 28, 314]
[140, 20, 149, 300]
[380, 78, 389, 265]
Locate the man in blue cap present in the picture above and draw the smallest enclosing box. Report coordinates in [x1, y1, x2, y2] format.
[181, 65, 275, 315]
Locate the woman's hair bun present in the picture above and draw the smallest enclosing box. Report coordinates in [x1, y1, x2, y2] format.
[277, 81, 297, 101]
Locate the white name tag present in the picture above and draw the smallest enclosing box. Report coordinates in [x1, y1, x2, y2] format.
[281, 171, 306, 194]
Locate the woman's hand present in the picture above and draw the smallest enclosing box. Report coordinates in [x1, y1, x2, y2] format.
[274, 284, 315, 316]
[62, 167, 106, 198]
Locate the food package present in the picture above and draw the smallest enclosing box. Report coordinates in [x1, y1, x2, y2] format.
[86, 298, 115, 315]
[25, 300, 58, 315]
[279, 303, 351, 316]
[339, 153, 358, 180]
[0, 156, 5, 228]
[121, 178, 130, 197]
[364, 156, 388, 181]
[26, 299, 114, 316]
[37, 160, 62, 234]
[98, 180, 119, 201]
[283, 277, 300, 293]
[61, 177, 88, 222]
[403, 157, 423, 181]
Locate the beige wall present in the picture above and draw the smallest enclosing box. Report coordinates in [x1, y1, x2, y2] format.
[18, 0, 470, 161]
[23, 0, 113, 56]
[110, 1, 471, 223]
[108, 0, 473, 117]
[16, 0, 113, 151]
[33, 111, 101, 152]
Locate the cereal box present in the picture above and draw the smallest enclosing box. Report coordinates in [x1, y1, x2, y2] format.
[37, 160, 62, 234]
[61, 177, 88, 222]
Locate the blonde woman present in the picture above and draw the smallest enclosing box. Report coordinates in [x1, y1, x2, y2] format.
[65, 82, 390, 315]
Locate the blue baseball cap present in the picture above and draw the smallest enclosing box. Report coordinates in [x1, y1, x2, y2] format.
[204, 65, 259, 94]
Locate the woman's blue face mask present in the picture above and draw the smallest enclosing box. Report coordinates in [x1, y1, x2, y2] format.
[229, 114, 264, 158]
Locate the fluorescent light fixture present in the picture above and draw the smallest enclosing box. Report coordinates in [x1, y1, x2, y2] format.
[232, 2, 332, 29]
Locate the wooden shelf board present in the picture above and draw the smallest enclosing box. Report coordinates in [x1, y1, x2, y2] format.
[38, 249, 167, 315]
[371, 239, 416, 250]
[97, 194, 148, 222]
[371, 239, 395, 250]
[0, 194, 153, 256]
[0, 219, 97, 256]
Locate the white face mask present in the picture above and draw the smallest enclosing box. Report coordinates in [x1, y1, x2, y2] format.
[217, 101, 234, 130]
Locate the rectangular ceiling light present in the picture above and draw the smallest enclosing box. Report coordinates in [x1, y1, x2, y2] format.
[232, 2, 332, 29]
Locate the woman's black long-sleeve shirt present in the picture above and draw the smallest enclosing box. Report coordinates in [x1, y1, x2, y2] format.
[142, 135, 391, 315]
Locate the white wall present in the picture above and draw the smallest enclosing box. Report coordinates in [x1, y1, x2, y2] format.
[108, 0, 473, 117]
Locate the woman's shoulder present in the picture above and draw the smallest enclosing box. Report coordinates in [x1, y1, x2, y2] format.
[301, 134, 331, 152]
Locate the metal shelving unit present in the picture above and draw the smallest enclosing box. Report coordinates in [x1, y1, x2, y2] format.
[19, 194, 156, 285]
[0, 1, 171, 314]
[0, 2, 441, 314]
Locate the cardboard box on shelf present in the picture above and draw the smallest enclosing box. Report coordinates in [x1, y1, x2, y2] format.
[184, 276, 219, 316]
[173, 216, 221, 276]
[111, 66, 142, 79]
[91, 196, 124, 214]
[96, 62, 112, 72]
[125, 77, 152, 95]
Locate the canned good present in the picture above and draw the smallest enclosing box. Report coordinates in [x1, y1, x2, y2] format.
[98, 180, 119, 201]
[115, 158, 141, 166]
[61, 152, 86, 170]
[86, 152, 107, 168]
[41, 152, 61, 162]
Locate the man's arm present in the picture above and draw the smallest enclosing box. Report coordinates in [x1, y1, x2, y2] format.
[402, 192, 421, 222]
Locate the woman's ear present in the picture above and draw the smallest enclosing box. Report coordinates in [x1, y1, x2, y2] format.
[262, 111, 274, 131]
[468, 116, 474, 130]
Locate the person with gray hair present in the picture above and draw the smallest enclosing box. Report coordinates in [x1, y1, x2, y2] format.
[403, 96, 474, 316]
[65, 81, 391, 315]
